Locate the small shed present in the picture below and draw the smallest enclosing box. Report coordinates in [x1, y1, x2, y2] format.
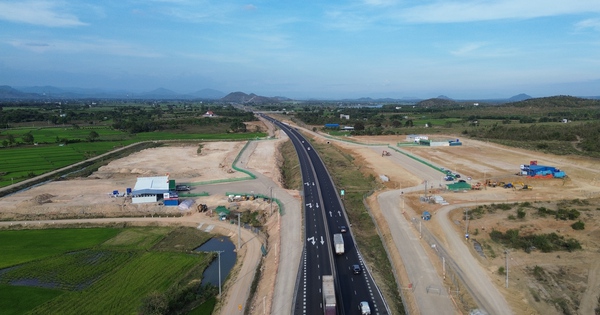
[215, 206, 230, 218]
[422, 211, 432, 221]
[178, 199, 195, 211]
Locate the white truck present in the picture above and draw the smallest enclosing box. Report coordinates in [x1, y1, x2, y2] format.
[322, 275, 336, 315]
[333, 233, 344, 255]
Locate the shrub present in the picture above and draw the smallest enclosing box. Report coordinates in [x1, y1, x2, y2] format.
[571, 221, 585, 230]
[517, 209, 526, 219]
[532, 265, 544, 281]
[497, 266, 505, 275]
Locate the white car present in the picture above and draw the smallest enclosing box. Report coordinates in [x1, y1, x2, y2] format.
[359, 301, 371, 315]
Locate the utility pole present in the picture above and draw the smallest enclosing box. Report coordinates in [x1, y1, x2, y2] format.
[465, 208, 469, 240]
[505, 249, 509, 288]
[237, 213, 241, 250]
[443, 257, 446, 279]
[270, 187, 273, 215]
[213, 251, 224, 296]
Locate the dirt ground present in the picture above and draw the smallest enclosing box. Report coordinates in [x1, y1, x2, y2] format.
[4, 120, 600, 315]
[324, 133, 600, 315]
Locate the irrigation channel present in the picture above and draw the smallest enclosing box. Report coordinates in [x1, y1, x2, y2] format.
[195, 236, 237, 288]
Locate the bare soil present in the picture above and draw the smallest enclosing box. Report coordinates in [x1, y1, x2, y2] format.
[325, 133, 600, 315]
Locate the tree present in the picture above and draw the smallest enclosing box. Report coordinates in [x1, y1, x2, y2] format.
[354, 121, 365, 131]
[404, 119, 414, 127]
[22, 132, 34, 144]
[88, 131, 99, 142]
[7, 134, 15, 146]
[139, 292, 168, 315]
[229, 120, 247, 132]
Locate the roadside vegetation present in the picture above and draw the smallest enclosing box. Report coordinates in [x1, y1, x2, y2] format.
[0, 226, 219, 315]
[463, 200, 594, 254]
[279, 140, 302, 190]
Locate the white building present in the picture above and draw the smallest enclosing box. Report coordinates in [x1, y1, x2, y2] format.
[131, 176, 171, 204]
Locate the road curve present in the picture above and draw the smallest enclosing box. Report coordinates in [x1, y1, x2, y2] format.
[435, 203, 513, 315]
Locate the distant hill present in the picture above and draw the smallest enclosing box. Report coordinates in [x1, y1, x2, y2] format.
[417, 97, 458, 107]
[0, 85, 41, 99]
[508, 95, 600, 108]
[508, 93, 532, 102]
[221, 91, 280, 104]
[140, 88, 178, 98]
[191, 88, 226, 99]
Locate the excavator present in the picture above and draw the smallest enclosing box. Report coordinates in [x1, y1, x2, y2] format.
[515, 182, 533, 190]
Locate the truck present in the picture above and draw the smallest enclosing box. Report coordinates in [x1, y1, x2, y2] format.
[322, 275, 336, 315]
[333, 233, 344, 255]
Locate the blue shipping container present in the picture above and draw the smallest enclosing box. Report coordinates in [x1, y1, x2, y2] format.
[164, 199, 179, 206]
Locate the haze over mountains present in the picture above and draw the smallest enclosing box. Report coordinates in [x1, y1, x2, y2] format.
[1, 84, 597, 103]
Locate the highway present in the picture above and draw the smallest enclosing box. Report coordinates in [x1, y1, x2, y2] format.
[263, 116, 389, 315]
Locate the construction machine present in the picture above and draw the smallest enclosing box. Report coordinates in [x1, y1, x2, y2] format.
[471, 182, 483, 190]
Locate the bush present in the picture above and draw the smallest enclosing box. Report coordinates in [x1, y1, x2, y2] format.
[517, 209, 526, 219]
[571, 221, 585, 230]
[498, 266, 505, 275]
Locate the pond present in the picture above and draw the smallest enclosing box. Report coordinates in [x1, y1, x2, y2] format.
[194, 236, 237, 288]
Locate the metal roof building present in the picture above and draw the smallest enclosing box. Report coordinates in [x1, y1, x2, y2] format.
[132, 176, 171, 204]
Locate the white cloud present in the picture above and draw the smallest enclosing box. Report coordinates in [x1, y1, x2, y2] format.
[575, 18, 600, 31]
[0, 1, 87, 27]
[399, 0, 600, 23]
[450, 42, 486, 56]
[7, 37, 161, 58]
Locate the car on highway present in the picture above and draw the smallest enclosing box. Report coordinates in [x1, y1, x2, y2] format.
[352, 264, 362, 274]
[339, 225, 347, 233]
[358, 301, 371, 315]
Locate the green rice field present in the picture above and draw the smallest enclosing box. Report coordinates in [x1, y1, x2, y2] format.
[0, 227, 214, 315]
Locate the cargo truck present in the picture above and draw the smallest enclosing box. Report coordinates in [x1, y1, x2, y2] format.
[333, 233, 344, 255]
[322, 275, 336, 315]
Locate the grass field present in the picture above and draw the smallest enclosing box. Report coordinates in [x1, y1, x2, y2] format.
[0, 284, 64, 315]
[0, 228, 121, 268]
[0, 227, 216, 315]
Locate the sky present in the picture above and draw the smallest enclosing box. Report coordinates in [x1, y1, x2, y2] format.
[1, 0, 600, 99]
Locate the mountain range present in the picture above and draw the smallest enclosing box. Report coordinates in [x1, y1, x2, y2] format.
[1, 85, 598, 103]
